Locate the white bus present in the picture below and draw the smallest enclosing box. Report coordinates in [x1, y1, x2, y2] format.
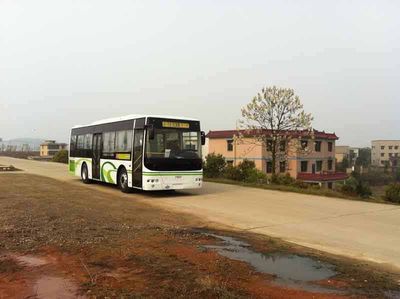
[69, 115, 205, 192]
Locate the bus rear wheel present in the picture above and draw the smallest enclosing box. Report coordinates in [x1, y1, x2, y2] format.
[81, 163, 91, 184]
[118, 168, 131, 193]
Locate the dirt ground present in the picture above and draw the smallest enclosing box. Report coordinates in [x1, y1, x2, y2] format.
[1, 173, 399, 298]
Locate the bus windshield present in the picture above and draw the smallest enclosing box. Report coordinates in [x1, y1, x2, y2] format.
[146, 129, 202, 160]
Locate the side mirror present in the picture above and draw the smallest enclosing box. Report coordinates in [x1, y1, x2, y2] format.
[201, 131, 206, 145]
[147, 124, 155, 140]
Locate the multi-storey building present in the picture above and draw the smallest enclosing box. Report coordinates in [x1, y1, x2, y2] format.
[335, 146, 359, 166]
[371, 140, 400, 167]
[40, 140, 67, 157]
[206, 129, 347, 188]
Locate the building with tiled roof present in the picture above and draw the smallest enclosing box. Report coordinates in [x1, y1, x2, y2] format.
[206, 129, 347, 189]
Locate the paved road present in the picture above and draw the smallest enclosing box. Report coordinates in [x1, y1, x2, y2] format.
[2, 157, 400, 269]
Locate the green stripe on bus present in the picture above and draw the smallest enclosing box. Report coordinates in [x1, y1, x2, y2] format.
[101, 161, 117, 183]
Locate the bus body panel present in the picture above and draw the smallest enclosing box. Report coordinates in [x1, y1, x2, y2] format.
[99, 159, 132, 185]
[142, 168, 203, 191]
[69, 157, 92, 179]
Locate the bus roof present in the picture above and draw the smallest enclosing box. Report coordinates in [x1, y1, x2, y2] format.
[72, 114, 199, 129]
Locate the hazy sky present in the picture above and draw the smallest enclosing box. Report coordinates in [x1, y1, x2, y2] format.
[1, 0, 399, 146]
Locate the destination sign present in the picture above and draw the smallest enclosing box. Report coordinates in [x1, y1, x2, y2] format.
[162, 121, 190, 129]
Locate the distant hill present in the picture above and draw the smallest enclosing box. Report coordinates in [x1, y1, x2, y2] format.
[0, 138, 45, 151]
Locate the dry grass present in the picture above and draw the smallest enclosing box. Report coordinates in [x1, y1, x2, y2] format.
[1, 173, 399, 298]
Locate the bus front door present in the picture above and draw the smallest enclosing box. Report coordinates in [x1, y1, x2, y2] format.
[132, 129, 144, 188]
[92, 133, 102, 180]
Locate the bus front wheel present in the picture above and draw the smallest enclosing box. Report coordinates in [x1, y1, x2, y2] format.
[81, 163, 91, 184]
[118, 168, 131, 193]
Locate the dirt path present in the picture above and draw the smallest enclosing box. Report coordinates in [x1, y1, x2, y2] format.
[2, 156, 400, 271]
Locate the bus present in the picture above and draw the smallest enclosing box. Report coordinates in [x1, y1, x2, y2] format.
[69, 115, 205, 192]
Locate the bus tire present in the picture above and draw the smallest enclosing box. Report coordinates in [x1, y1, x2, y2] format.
[81, 163, 91, 184]
[118, 168, 131, 193]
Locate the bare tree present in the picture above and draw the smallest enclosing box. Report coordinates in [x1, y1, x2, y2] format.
[239, 86, 313, 175]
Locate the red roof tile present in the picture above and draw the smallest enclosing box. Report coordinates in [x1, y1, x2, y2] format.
[206, 129, 338, 140]
[297, 172, 348, 182]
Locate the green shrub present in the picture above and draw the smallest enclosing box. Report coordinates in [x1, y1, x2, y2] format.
[243, 168, 268, 184]
[203, 153, 226, 178]
[358, 169, 394, 186]
[271, 173, 295, 185]
[52, 149, 68, 164]
[341, 176, 371, 198]
[224, 165, 242, 181]
[237, 160, 256, 179]
[385, 183, 400, 203]
[291, 180, 309, 189]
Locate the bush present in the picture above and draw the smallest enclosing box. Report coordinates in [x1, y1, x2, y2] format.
[271, 173, 295, 185]
[358, 169, 394, 186]
[224, 165, 242, 181]
[291, 180, 309, 189]
[243, 168, 267, 184]
[52, 149, 68, 164]
[237, 160, 256, 180]
[341, 176, 371, 198]
[385, 183, 400, 203]
[203, 153, 226, 178]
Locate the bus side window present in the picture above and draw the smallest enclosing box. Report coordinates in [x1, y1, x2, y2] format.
[70, 135, 77, 151]
[70, 135, 77, 157]
[84, 134, 92, 150]
[77, 135, 85, 149]
[103, 132, 116, 154]
[116, 130, 132, 152]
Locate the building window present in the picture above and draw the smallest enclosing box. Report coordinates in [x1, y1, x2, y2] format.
[227, 140, 233, 151]
[301, 140, 308, 150]
[395, 146, 399, 150]
[328, 159, 333, 170]
[328, 142, 333, 152]
[279, 161, 286, 173]
[301, 161, 308, 172]
[315, 141, 321, 152]
[267, 140, 273, 151]
[226, 160, 234, 166]
[279, 141, 286, 152]
[381, 160, 385, 165]
[316, 160, 323, 172]
[381, 146, 385, 150]
[381, 153, 385, 157]
[327, 182, 333, 189]
[266, 162, 273, 173]
[395, 153, 399, 157]
[389, 146, 393, 150]
[389, 153, 393, 157]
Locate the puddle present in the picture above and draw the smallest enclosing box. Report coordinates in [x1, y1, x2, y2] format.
[203, 233, 342, 294]
[7, 254, 85, 299]
[13, 255, 48, 267]
[35, 276, 85, 299]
